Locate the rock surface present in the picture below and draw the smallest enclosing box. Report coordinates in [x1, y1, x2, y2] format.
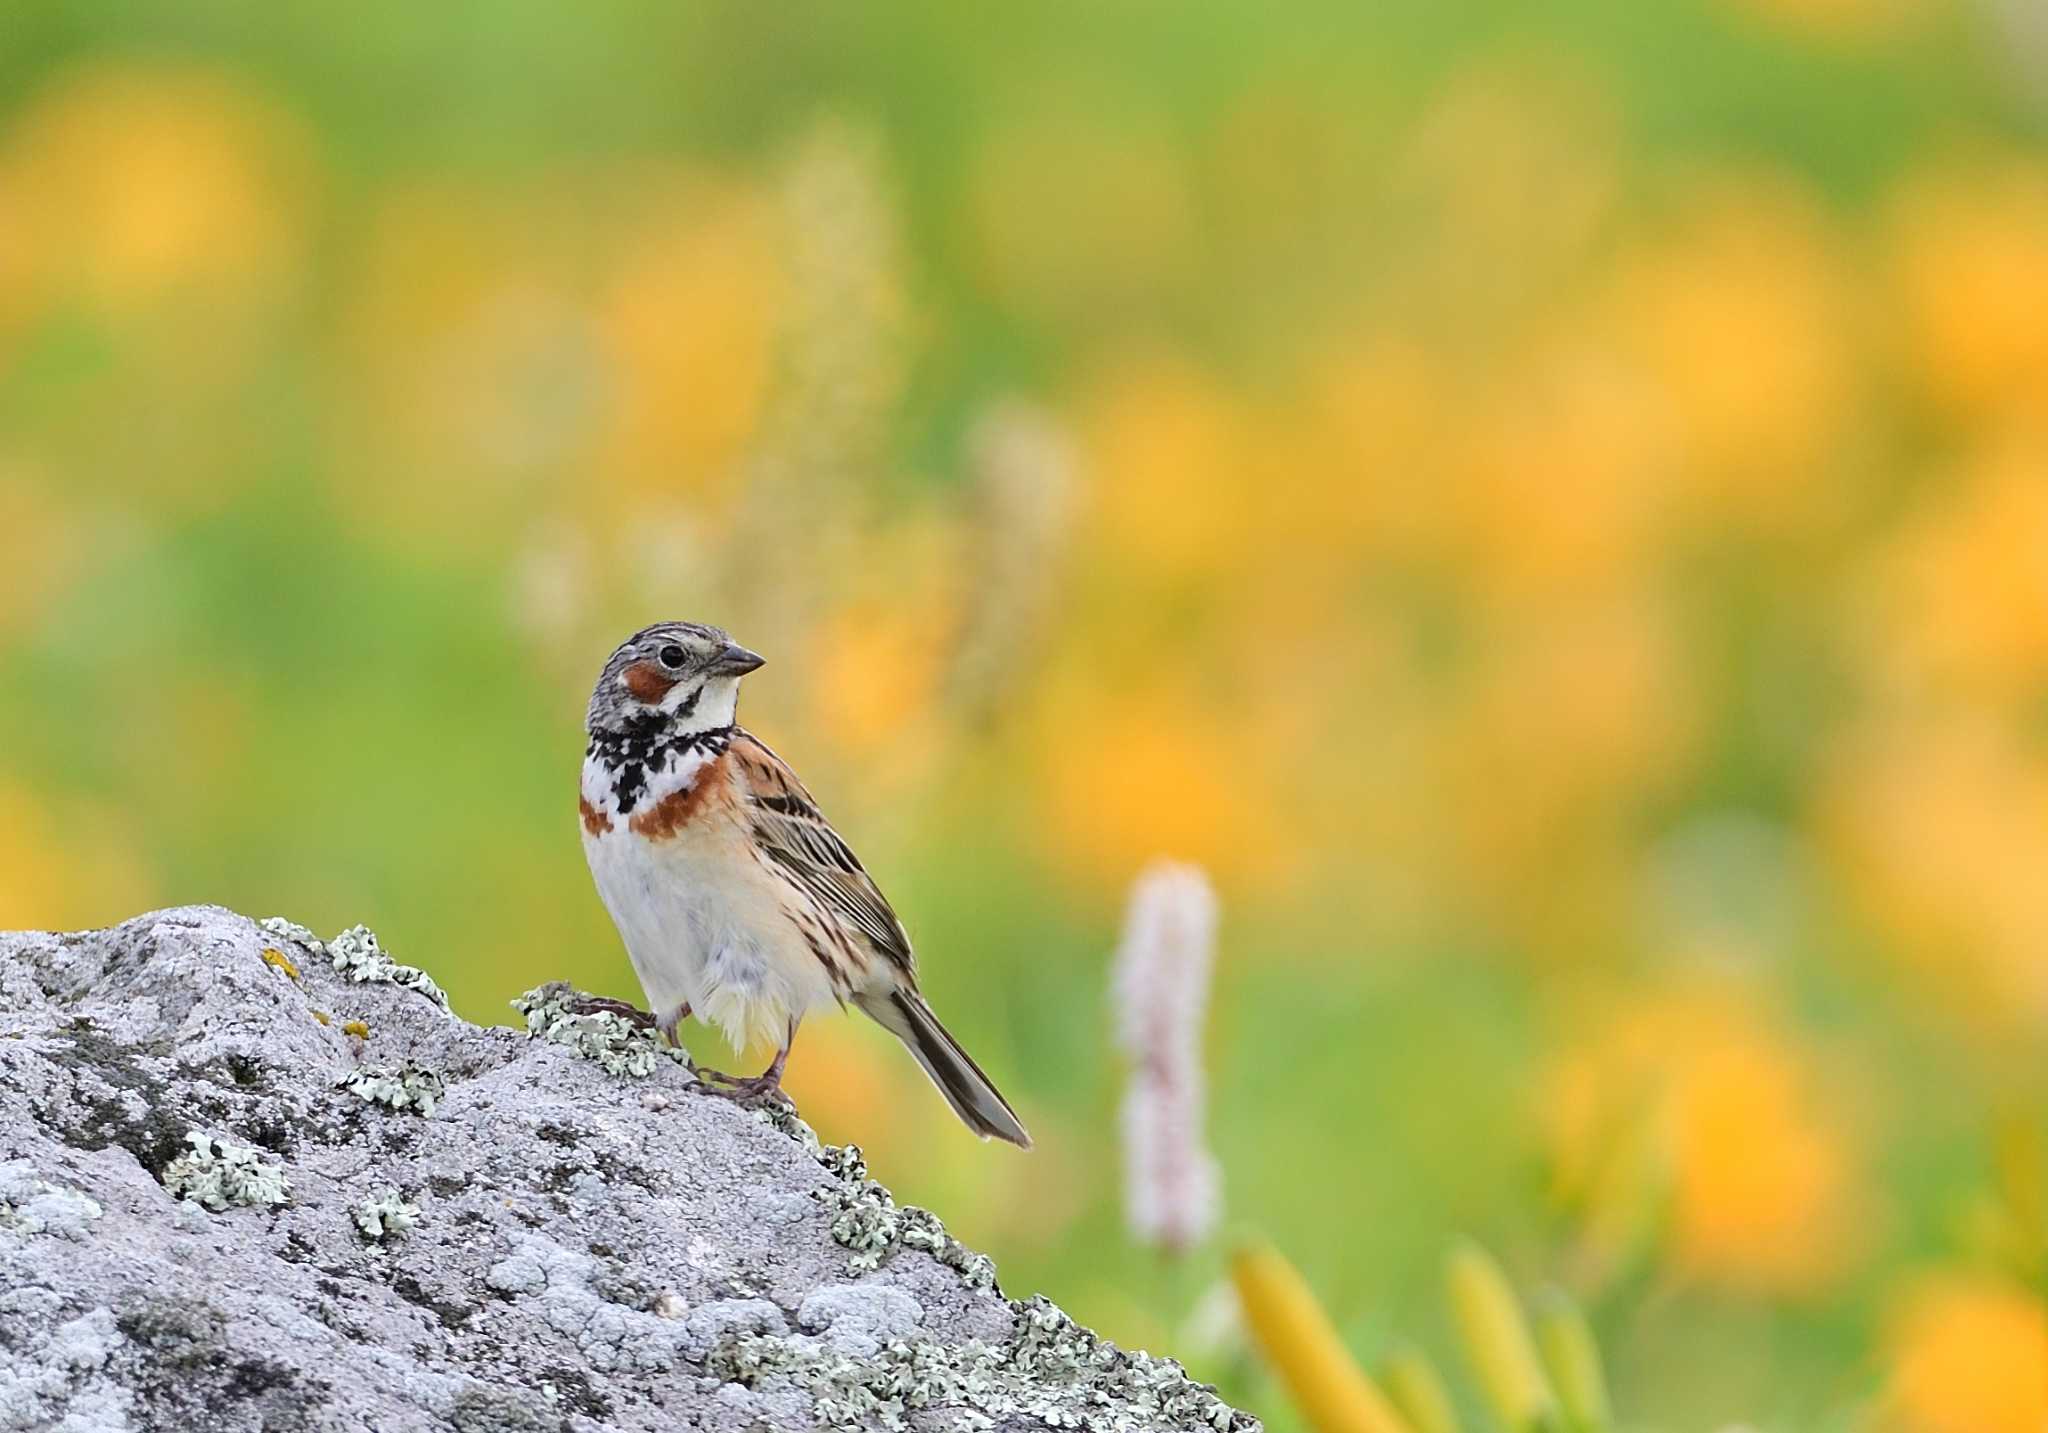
[0, 907, 1256, 1433]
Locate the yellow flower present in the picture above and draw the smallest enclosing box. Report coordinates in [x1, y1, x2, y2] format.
[1891, 156, 2048, 423]
[1818, 713, 2048, 1030]
[1721, 0, 1929, 42]
[1857, 429, 2048, 707]
[1029, 670, 1292, 894]
[1605, 172, 1856, 531]
[1886, 1273, 2048, 1433]
[0, 784, 154, 931]
[1444, 336, 1674, 605]
[1669, 1037, 1852, 1291]
[0, 471, 83, 637]
[1435, 598, 1699, 959]
[592, 176, 781, 509]
[1304, 338, 1450, 557]
[338, 177, 601, 544]
[2, 62, 311, 309]
[805, 565, 957, 763]
[963, 112, 1195, 323]
[1079, 354, 1256, 588]
[1539, 986, 1861, 1294]
[1385, 55, 1622, 308]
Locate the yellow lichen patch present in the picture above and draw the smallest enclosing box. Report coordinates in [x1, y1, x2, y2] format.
[342, 1020, 370, 1040]
[311, 1010, 330, 1027]
[260, 947, 300, 981]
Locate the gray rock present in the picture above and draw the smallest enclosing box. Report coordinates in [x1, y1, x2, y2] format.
[0, 906, 1256, 1433]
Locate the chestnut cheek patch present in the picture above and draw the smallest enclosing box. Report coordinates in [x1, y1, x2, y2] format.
[622, 661, 680, 704]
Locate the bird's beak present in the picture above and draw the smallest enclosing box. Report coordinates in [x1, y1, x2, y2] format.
[710, 641, 765, 677]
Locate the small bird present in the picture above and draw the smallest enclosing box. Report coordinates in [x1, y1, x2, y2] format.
[576, 620, 1031, 1147]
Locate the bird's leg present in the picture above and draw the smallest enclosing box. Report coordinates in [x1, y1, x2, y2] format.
[655, 1002, 692, 1045]
[698, 1020, 796, 1105]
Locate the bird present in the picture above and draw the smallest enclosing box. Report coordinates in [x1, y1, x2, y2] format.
[575, 620, 1032, 1147]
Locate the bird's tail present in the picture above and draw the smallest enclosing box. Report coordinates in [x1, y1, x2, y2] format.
[857, 987, 1031, 1148]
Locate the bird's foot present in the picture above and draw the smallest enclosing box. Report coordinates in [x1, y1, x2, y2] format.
[691, 1066, 790, 1107]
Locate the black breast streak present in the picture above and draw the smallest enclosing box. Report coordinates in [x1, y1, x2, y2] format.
[588, 721, 733, 816]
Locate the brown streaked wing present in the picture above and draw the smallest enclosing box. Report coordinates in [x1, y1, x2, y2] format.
[730, 730, 916, 978]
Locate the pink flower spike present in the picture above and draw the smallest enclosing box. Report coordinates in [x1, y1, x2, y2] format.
[1112, 861, 1223, 1255]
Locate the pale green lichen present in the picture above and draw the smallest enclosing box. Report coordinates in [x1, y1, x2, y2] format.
[326, 924, 451, 1010]
[340, 1062, 445, 1116]
[752, 1097, 825, 1153]
[261, 916, 451, 1011]
[162, 1132, 290, 1212]
[352, 1188, 420, 1240]
[259, 915, 323, 951]
[809, 1144, 995, 1289]
[706, 1295, 1253, 1433]
[511, 983, 694, 1081]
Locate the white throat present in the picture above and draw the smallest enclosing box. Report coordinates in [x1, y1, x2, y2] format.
[654, 674, 740, 736]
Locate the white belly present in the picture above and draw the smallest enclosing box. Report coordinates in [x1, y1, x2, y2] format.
[580, 753, 836, 1051]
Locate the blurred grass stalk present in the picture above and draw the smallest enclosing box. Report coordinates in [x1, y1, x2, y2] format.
[1533, 1291, 1612, 1433]
[1446, 1241, 1562, 1433]
[1994, 1111, 2048, 1293]
[1381, 1346, 1461, 1433]
[1234, 1236, 1621, 1433]
[1232, 1243, 1416, 1433]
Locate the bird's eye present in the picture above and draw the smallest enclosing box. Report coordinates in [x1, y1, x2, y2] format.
[658, 644, 686, 669]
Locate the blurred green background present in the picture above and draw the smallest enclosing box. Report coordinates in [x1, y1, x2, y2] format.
[5, 1, 2048, 1428]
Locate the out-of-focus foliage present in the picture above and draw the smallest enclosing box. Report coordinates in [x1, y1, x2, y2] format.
[3, 1, 2047, 1426]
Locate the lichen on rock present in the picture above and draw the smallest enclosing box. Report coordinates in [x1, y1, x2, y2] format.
[160, 1131, 290, 1212]
[511, 980, 695, 1080]
[707, 1293, 1250, 1433]
[339, 1061, 445, 1116]
[324, 923, 452, 1011]
[352, 1188, 420, 1240]
[812, 1144, 997, 1288]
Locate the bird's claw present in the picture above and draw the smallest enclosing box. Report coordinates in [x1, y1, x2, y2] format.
[690, 1068, 790, 1107]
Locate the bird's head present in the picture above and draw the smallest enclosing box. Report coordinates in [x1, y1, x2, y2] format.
[587, 621, 764, 737]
